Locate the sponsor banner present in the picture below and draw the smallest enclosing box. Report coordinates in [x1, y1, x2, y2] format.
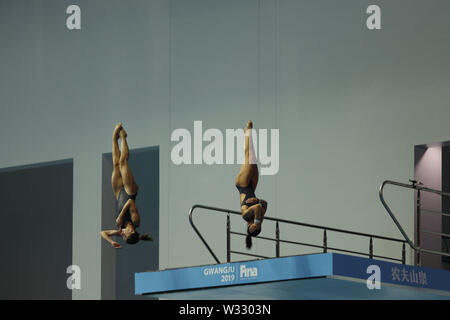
[135, 253, 333, 295]
[333, 253, 450, 292]
[136, 253, 450, 295]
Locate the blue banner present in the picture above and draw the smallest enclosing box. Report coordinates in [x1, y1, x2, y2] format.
[332, 253, 450, 292]
[135, 253, 333, 295]
[135, 253, 450, 295]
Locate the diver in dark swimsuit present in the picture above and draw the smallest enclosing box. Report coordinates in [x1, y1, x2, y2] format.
[235, 120, 268, 249]
[100, 123, 152, 248]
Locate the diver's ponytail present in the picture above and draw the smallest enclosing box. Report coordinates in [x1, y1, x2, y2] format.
[246, 234, 252, 249]
[139, 234, 153, 241]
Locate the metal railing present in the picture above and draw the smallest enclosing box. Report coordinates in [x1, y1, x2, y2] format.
[379, 179, 450, 266]
[189, 204, 407, 265]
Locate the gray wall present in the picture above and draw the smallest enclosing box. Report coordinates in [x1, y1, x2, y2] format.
[3, 0, 450, 298]
[0, 160, 73, 299]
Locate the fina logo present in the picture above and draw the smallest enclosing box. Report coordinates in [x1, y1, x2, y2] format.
[239, 265, 258, 279]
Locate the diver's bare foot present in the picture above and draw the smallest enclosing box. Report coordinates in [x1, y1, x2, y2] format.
[244, 120, 253, 135]
[113, 123, 123, 139]
[120, 127, 128, 138]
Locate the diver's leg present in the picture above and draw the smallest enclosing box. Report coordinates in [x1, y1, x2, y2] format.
[111, 124, 123, 199]
[235, 121, 256, 187]
[247, 121, 259, 189]
[118, 128, 138, 195]
[250, 163, 259, 190]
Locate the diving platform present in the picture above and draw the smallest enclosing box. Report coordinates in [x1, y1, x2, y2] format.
[135, 253, 450, 299]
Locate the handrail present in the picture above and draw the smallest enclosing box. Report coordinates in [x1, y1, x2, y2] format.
[189, 204, 406, 264]
[379, 180, 417, 249]
[188, 205, 227, 264]
[379, 179, 450, 265]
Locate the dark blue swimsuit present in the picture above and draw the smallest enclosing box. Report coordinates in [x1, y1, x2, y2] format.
[116, 187, 137, 228]
[236, 181, 259, 207]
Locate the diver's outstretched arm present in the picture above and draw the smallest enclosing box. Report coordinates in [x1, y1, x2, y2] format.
[100, 230, 122, 248]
